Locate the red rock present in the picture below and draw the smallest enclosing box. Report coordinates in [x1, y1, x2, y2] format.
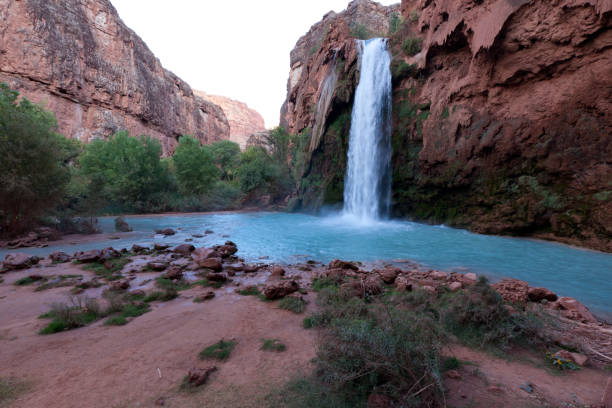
[147, 262, 168, 272]
[556, 297, 598, 324]
[206, 273, 227, 282]
[2, 253, 40, 271]
[49, 251, 71, 264]
[198, 258, 223, 272]
[493, 279, 529, 304]
[243, 264, 259, 273]
[110, 280, 130, 291]
[430, 270, 448, 280]
[422, 285, 437, 294]
[378, 267, 399, 284]
[448, 282, 462, 292]
[270, 266, 286, 277]
[527, 287, 558, 302]
[192, 248, 221, 262]
[173, 244, 195, 255]
[185, 366, 217, 387]
[263, 280, 299, 300]
[394, 276, 412, 292]
[154, 244, 170, 251]
[75, 250, 101, 263]
[553, 350, 589, 367]
[164, 266, 183, 280]
[364, 275, 383, 295]
[214, 244, 238, 258]
[464, 273, 477, 282]
[328, 259, 358, 270]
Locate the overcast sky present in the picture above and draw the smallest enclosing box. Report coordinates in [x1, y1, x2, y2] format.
[110, 0, 398, 128]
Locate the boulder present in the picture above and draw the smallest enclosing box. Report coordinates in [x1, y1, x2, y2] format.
[132, 244, 148, 253]
[114, 216, 132, 232]
[555, 297, 598, 324]
[430, 270, 448, 280]
[164, 266, 183, 280]
[464, 273, 477, 282]
[147, 262, 168, 272]
[422, 285, 437, 294]
[206, 272, 227, 282]
[185, 366, 217, 387]
[394, 276, 412, 292]
[173, 244, 195, 255]
[156, 228, 176, 236]
[196, 291, 216, 301]
[263, 280, 299, 300]
[224, 263, 245, 272]
[243, 264, 259, 273]
[270, 265, 286, 277]
[110, 280, 130, 291]
[75, 250, 102, 263]
[378, 267, 399, 284]
[448, 282, 462, 292]
[527, 287, 558, 303]
[328, 259, 358, 270]
[364, 275, 383, 296]
[493, 279, 529, 304]
[2, 253, 40, 271]
[49, 251, 71, 264]
[99, 247, 121, 261]
[154, 243, 170, 251]
[214, 243, 238, 258]
[198, 258, 223, 272]
[192, 248, 221, 262]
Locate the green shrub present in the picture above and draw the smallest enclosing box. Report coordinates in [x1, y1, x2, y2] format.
[402, 37, 422, 56]
[199, 339, 236, 361]
[261, 338, 286, 352]
[39, 297, 102, 334]
[209, 140, 241, 181]
[237, 287, 260, 296]
[14, 276, 44, 286]
[350, 23, 371, 40]
[155, 277, 191, 292]
[144, 289, 178, 303]
[389, 12, 402, 34]
[279, 296, 306, 314]
[104, 316, 127, 326]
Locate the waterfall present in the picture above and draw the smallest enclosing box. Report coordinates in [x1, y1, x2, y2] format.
[343, 38, 392, 222]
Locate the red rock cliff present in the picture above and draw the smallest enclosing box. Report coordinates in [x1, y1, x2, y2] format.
[195, 91, 266, 150]
[283, 0, 612, 252]
[0, 0, 230, 154]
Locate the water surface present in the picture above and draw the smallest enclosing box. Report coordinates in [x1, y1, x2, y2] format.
[2, 212, 611, 318]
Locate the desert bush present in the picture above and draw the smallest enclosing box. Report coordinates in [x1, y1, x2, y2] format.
[279, 296, 306, 314]
[402, 37, 422, 56]
[39, 296, 103, 334]
[261, 338, 286, 352]
[0, 377, 30, 406]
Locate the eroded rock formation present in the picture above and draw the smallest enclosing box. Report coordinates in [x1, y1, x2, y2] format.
[195, 91, 266, 150]
[0, 0, 230, 154]
[282, 0, 612, 252]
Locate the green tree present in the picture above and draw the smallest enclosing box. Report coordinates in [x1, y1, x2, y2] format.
[78, 130, 171, 212]
[236, 146, 283, 195]
[209, 139, 241, 181]
[172, 135, 219, 195]
[0, 83, 78, 234]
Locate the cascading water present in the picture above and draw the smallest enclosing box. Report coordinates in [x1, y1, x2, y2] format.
[343, 38, 392, 222]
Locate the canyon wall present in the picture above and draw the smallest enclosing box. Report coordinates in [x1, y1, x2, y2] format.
[283, 0, 612, 252]
[196, 91, 266, 150]
[0, 0, 230, 154]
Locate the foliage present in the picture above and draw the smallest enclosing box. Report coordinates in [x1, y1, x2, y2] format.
[199, 339, 236, 361]
[209, 140, 241, 181]
[546, 351, 580, 371]
[236, 146, 290, 198]
[261, 338, 286, 352]
[39, 296, 103, 334]
[350, 23, 371, 40]
[0, 377, 30, 406]
[388, 12, 402, 35]
[173, 135, 220, 194]
[104, 302, 150, 326]
[143, 289, 178, 303]
[0, 83, 79, 234]
[78, 130, 172, 213]
[279, 296, 306, 314]
[402, 37, 423, 56]
[237, 287, 260, 296]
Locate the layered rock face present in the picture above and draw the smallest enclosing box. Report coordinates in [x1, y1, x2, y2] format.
[283, 0, 612, 252]
[0, 0, 230, 154]
[195, 91, 266, 150]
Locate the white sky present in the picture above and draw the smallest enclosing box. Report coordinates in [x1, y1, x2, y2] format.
[110, 0, 398, 128]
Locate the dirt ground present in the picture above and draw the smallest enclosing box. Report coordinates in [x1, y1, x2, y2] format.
[0, 263, 610, 408]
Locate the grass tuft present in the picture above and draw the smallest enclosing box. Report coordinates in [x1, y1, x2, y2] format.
[0, 377, 30, 406]
[279, 296, 306, 314]
[261, 338, 286, 352]
[199, 339, 236, 361]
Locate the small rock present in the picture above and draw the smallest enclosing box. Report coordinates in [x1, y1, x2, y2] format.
[164, 266, 183, 280]
[192, 234, 204, 238]
[185, 366, 217, 387]
[555, 297, 598, 324]
[131, 289, 146, 297]
[422, 285, 436, 294]
[364, 275, 383, 295]
[75, 250, 101, 263]
[224, 263, 245, 272]
[553, 350, 588, 367]
[464, 273, 477, 282]
[114, 216, 132, 232]
[154, 243, 170, 251]
[378, 267, 399, 284]
[132, 244, 148, 253]
[206, 272, 227, 282]
[156, 228, 176, 236]
[394, 276, 412, 292]
[243, 264, 259, 273]
[110, 280, 130, 291]
[204, 230, 214, 234]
